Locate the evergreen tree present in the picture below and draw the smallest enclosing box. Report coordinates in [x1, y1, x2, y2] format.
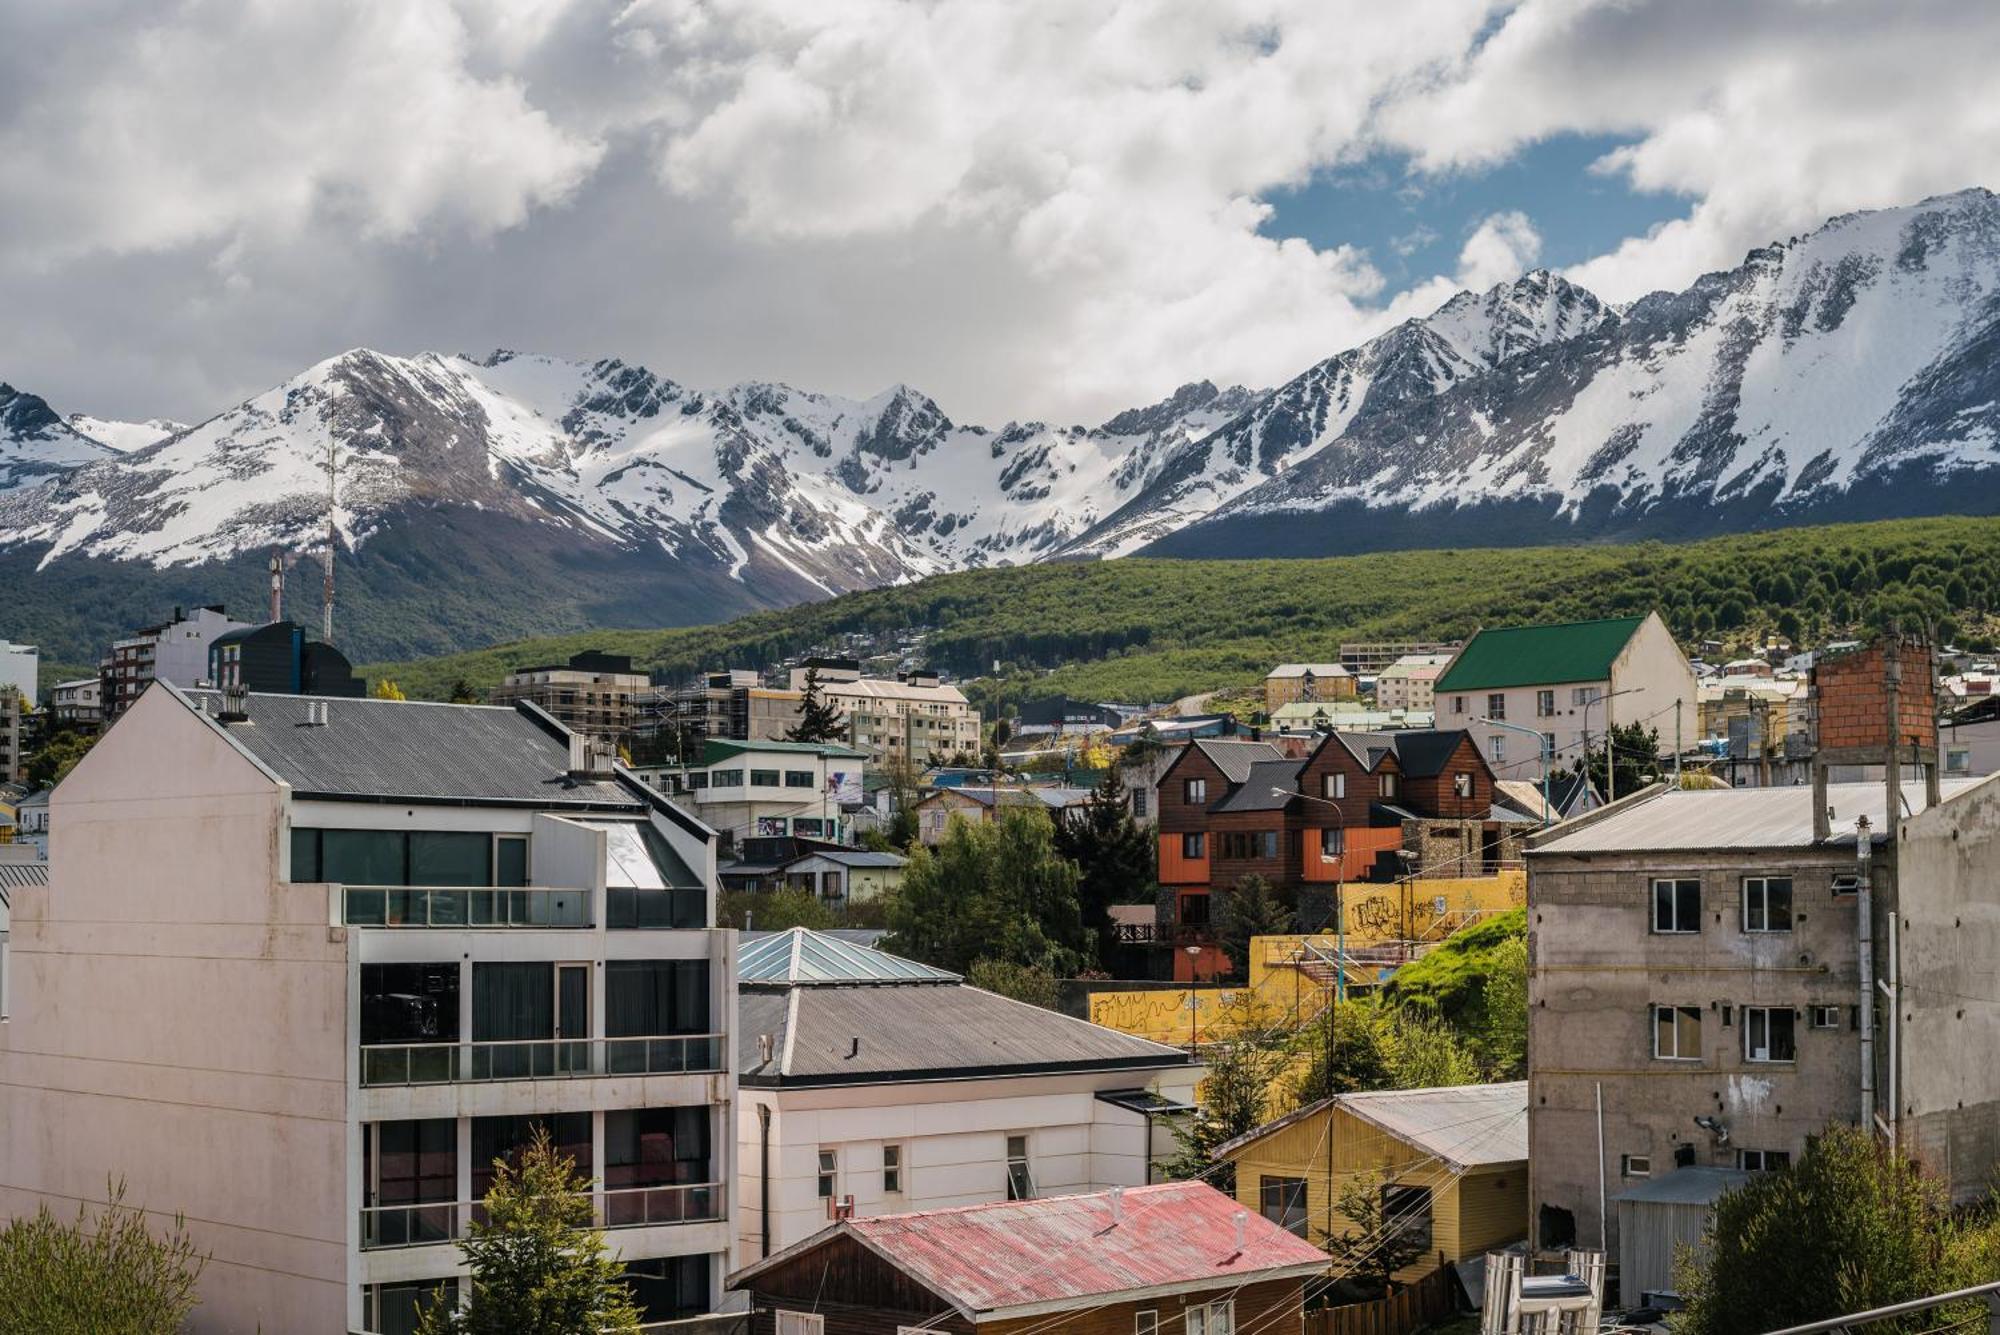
[1578, 721, 1663, 797]
[786, 665, 845, 744]
[967, 958, 1062, 1009]
[1160, 1027, 1279, 1195]
[1052, 767, 1157, 957]
[1214, 875, 1292, 982]
[447, 677, 482, 704]
[1323, 1168, 1429, 1293]
[884, 807, 1088, 974]
[417, 1127, 642, 1335]
[0, 1179, 206, 1333]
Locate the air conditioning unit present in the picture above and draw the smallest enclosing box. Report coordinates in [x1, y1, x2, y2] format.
[829, 1195, 855, 1221]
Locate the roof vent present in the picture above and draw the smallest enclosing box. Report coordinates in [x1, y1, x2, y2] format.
[1231, 1209, 1247, 1255]
[217, 684, 249, 724]
[757, 1033, 774, 1066]
[847, 1036, 860, 1059]
[567, 732, 616, 781]
[1108, 1185, 1124, 1224]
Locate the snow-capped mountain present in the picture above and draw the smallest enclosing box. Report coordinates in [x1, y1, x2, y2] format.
[7, 188, 2000, 662]
[1139, 187, 2000, 557]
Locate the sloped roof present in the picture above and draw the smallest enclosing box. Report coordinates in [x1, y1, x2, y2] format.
[729, 1182, 1326, 1316]
[1615, 1165, 1750, 1206]
[702, 738, 868, 762]
[737, 926, 957, 986]
[1532, 779, 1986, 853]
[1211, 759, 1305, 812]
[564, 818, 701, 890]
[783, 849, 908, 869]
[1434, 616, 1649, 692]
[1190, 738, 1287, 783]
[179, 688, 641, 808]
[1215, 1081, 1528, 1171]
[737, 978, 1190, 1085]
[1268, 663, 1350, 679]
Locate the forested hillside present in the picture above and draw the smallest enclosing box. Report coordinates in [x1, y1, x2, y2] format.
[363, 516, 2000, 707]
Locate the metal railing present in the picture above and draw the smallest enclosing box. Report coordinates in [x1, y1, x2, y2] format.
[1763, 1281, 2000, 1335]
[359, 1034, 726, 1087]
[359, 1182, 723, 1251]
[341, 886, 591, 928]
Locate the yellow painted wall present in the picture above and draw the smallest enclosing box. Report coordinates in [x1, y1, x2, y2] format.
[1268, 870, 1525, 949]
[1226, 1102, 1527, 1282]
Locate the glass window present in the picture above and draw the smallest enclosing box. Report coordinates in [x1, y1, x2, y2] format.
[495, 836, 529, 887]
[1744, 877, 1793, 932]
[1182, 832, 1206, 859]
[471, 1114, 591, 1200]
[472, 962, 553, 1042]
[606, 960, 711, 1036]
[290, 826, 321, 881]
[1132, 789, 1149, 818]
[1620, 1154, 1651, 1178]
[883, 1145, 902, 1194]
[1259, 1176, 1307, 1236]
[785, 770, 816, 787]
[1536, 690, 1555, 717]
[1453, 695, 1465, 714]
[1135, 1313, 1160, 1335]
[1187, 1301, 1235, 1335]
[1323, 773, 1345, 800]
[1743, 1007, 1796, 1062]
[1378, 773, 1398, 798]
[321, 829, 406, 886]
[1653, 1004, 1702, 1060]
[411, 831, 490, 887]
[1453, 772, 1472, 798]
[711, 769, 744, 788]
[361, 963, 459, 1046]
[776, 1313, 824, 1335]
[750, 769, 781, 787]
[1487, 693, 1506, 720]
[1184, 778, 1208, 804]
[1810, 1005, 1843, 1029]
[366, 1280, 457, 1335]
[1181, 893, 1211, 927]
[1321, 828, 1345, 858]
[1652, 879, 1702, 933]
[1381, 1184, 1433, 1251]
[606, 1107, 710, 1189]
[817, 1149, 838, 1198]
[366, 1119, 456, 1247]
[1006, 1134, 1034, 1201]
[626, 1254, 711, 1323]
[1738, 1149, 1792, 1172]
[1492, 735, 1507, 764]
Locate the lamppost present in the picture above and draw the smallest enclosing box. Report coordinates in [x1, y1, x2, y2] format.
[1475, 716, 1555, 826]
[1582, 687, 1642, 803]
[1183, 945, 1202, 1052]
[1279, 788, 1347, 1003]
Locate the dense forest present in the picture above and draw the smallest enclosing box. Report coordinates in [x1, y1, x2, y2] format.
[361, 515, 2000, 706]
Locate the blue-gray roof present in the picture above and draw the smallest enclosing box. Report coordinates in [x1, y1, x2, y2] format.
[737, 926, 958, 986]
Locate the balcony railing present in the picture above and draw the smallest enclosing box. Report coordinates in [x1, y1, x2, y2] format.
[341, 886, 591, 928]
[359, 1034, 726, 1087]
[360, 1183, 723, 1250]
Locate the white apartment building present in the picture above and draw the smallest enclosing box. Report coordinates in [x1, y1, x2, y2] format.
[0, 685, 737, 1334]
[99, 603, 251, 721]
[1374, 652, 1455, 713]
[636, 739, 867, 851]
[51, 675, 102, 728]
[1435, 612, 1697, 788]
[733, 928, 1199, 1262]
[0, 638, 37, 708]
[788, 660, 981, 764]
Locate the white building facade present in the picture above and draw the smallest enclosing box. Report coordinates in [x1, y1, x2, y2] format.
[0, 638, 37, 708]
[732, 929, 1199, 1262]
[0, 686, 737, 1334]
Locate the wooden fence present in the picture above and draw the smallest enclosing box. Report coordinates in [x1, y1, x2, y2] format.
[1304, 1268, 1458, 1335]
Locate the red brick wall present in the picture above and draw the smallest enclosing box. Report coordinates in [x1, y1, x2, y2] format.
[1812, 640, 1938, 752]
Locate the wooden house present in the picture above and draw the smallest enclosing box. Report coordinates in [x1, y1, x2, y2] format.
[728, 1181, 1328, 1335]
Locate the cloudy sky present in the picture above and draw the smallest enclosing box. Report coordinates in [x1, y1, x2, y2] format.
[3, 0, 1997, 426]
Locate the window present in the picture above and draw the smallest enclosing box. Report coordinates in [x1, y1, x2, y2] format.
[1378, 772, 1398, 798]
[606, 961, 711, 1038]
[1948, 747, 1972, 776]
[1381, 1184, 1434, 1250]
[1738, 1149, 1792, 1172]
[1182, 832, 1206, 859]
[777, 1313, 825, 1335]
[1323, 772, 1346, 800]
[1186, 1301, 1235, 1335]
[364, 1119, 456, 1247]
[688, 772, 709, 789]
[749, 768, 780, 787]
[817, 1149, 838, 1198]
[1321, 827, 1345, 859]
[1453, 772, 1472, 799]
[1184, 778, 1208, 804]
[1573, 686, 1602, 708]
[361, 962, 459, 1046]
[1809, 1005, 1842, 1029]
[495, 835, 529, 888]
[1652, 879, 1702, 934]
[1536, 690, 1555, 717]
[710, 768, 744, 788]
[785, 770, 816, 787]
[1135, 1313, 1160, 1335]
[1487, 693, 1506, 720]
[1831, 874, 1862, 897]
[1006, 1134, 1035, 1200]
[1653, 1004, 1702, 1060]
[1259, 1176, 1308, 1236]
[1743, 1007, 1796, 1062]
[1620, 1154, 1652, 1178]
[1452, 695, 1466, 715]
[883, 1145, 903, 1194]
[1180, 893, 1210, 926]
[1743, 877, 1793, 932]
[367, 1280, 458, 1335]
[1132, 789, 1149, 818]
[625, 1254, 711, 1322]
[1491, 735, 1506, 764]
[605, 1106, 711, 1204]
[472, 1114, 591, 1200]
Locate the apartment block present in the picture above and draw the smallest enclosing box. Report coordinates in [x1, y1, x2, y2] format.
[1263, 663, 1356, 713]
[490, 649, 651, 739]
[0, 685, 736, 1334]
[99, 603, 250, 721]
[787, 659, 981, 765]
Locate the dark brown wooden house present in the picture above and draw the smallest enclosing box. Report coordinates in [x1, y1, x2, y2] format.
[727, 1181, 1327, 1335]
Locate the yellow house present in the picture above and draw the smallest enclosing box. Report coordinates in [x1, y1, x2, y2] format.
[1217, 1081, 1528, 1283]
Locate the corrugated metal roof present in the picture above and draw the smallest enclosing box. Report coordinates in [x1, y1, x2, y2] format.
[1615, 1165, 1749, 1206]
[1335, 1082, 1528, 1169]
[1269, 663, 1350, 679]
[701, 738, 868, 761]
[732, 1182, 1326, 1314]
[1532, 779, 1987, 854]
[182, 689, 639, 807]
[1435, 615, 1647, 693]
[737, 977, 1190, 1084]
[736, 926, 958, 986]
[1191, 739, 1288, 783]
[783, 849, 907, 869]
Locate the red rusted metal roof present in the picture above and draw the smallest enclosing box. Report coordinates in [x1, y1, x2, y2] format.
[839, 1182, 1329, 1314]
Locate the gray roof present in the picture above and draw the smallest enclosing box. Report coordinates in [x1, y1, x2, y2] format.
[566, 818, 701, 889]
[737, 926, 959, 986]
[1336, 1082, 1528, 1169]
[743, 927, 889, 949]
[738, 981, 1193, 1086]
[1190, 738, 1288, 783]
[784, 849, 908, 869]
[1212, 759, 1305, 812]
[181, 688, 641, 808]
[1533, 779, 1988, 854]
[1615, 1165, 1750, 1206]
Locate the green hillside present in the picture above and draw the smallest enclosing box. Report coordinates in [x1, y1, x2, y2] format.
[360, 515, 2000, 707]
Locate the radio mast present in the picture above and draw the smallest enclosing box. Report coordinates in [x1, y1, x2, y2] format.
[322, 439, 337, 644]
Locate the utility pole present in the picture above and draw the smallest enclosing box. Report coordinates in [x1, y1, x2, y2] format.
[1674, 700, 1683, 787]
[322, 438, 338, 645]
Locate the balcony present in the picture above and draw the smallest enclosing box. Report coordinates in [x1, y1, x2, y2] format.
[361, 1182, 724, 1250]
[341, 886, 591, 928]
[359, 1034, 726, 1087]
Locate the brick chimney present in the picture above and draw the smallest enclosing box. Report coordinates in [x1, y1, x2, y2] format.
[1808, 636, 1941, 840]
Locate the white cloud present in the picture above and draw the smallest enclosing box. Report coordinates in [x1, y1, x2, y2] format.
[1455, 210, 1542, 288]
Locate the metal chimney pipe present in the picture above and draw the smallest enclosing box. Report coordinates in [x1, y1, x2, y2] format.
[1857, 815, 1876, 1134]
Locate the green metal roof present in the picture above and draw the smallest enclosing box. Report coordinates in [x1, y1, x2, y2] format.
[1434, 615, 1649, 693]
[701, 738, 867, 763]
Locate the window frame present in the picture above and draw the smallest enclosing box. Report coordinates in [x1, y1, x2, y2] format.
[1620, 1154, 1652, 1179]
[1536, 689, 1556, 718]
[1005, 1133, 1035, 1201]
[1182, 832, 1206, 860]
[1742, 877, 1794, 933]
[1378, 772, 1398, 798]
[1742, 1006, 1797, 1063]
[1652, 1003, 1702, 1061]
[1323, 772, 1346, 801]
[1186, 1301, 1235, 1335]
[883, 1144, 903, 1195]
[784, 770, 816, 788]
[816, 1148, 838, 1199]
[778, 1314, 826, 1335]
[1809, 1005, 1842, 1030]
[1380, 1183, 1434, 1252]
[1738, 1148, 1792, 1172]
[1452, 772, 1473, 799]
[1135, 1312, 1160, 1335]
[1487, 693, 1506, 720]
[1258, 1175, 1308, 1237]
[1184, 778, 1208, 805]
[1651, 878, 1702, 934]
[749, 768, 781, 788]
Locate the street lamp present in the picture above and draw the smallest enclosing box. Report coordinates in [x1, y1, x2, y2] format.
[1183, 946, 1202, 1052]
[1474, 716, 1554, 826]
[1280, 787, 1347, 1003]
[1582, 687, 1642, 803]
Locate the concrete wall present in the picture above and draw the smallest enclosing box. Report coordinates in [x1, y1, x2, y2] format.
[1896, 772, 2000, 1201]
[1527, 846, 1866, 1254]
[0, 686, 353, 1333]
